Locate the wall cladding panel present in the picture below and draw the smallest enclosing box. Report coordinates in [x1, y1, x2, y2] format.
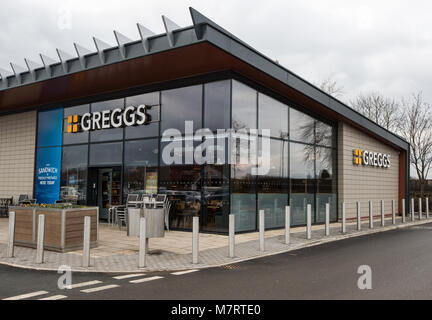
[338, 122, 400, 219]
[0, 111, 36, 202]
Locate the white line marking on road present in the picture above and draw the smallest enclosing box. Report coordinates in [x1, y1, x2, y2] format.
[67, 280, 103, 289]
[113, 273, 145, 280]
[3, 291, 49, 300]
[81, 284, 120, 293]
[130, 276, 164, 284]
[171, 270, 199, 276]
[38, 295, 67, 300]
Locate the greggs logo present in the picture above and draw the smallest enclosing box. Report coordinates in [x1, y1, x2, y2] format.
[353, 148, 391, 169]
[66, 104, 152, 133]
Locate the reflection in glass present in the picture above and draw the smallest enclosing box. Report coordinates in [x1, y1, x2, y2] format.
[290, 108, 315, 144]
[232, 80, 257, 131]
[90, 98, 124, 142]
[258, 138, 288, 228]
[123, 139, 159, 196]
[89, 142, 123, 165]
[315, 120, 334, 147]
[258, 93, 288, 139]
[204, 80, 231, 132]
[315, 146, 337, 222]
[125, 92, 160, 139]
[61, 145, 88, 204]
[290, 142, 315, 225]
[161, 85, 202, 134]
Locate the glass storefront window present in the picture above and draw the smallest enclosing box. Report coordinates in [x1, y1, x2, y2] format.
[125, 92, 160, 139]
[90, 98, 124, 142]
[161, 85, 202, 135]
[204, 80, 231, 132]
[232, 80, 257, 131]
[159, 165, 202, 230]
[123, 139, 159, 196]
[60, 145, 88, 205]
[315, 120, 334, 147]
[89, 142, 123, 165]
[290, 108, 315, 144]
[258, 93, 288, 139]
[63, 105, 90, 145]
[290, 142, 315, 225]
[315, 146, 337, 222]
[258, 138, 289, 229]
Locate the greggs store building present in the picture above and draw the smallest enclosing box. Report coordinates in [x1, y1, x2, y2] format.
[0, 8, 410, 233]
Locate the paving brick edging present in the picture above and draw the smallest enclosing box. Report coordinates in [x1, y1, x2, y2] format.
[0, 218, 429, 273]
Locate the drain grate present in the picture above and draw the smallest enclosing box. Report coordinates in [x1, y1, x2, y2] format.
[220, 264, 241, 270]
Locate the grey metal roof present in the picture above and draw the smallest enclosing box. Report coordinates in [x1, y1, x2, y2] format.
[0, 7, 409, 151]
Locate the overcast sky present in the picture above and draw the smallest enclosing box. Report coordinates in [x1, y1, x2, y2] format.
[1, 0, 432, 104]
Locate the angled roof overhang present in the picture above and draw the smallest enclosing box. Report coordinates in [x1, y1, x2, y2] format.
[0, 7, 409, 152]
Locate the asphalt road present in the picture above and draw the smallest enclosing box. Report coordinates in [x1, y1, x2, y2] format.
[2, 223, 432, 300]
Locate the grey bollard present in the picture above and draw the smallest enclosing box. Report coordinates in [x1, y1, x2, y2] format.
[36, 214, 45, 264]
[325, 203, 330, 236]
[192, 216, 199, 264]
[427, 198, 430, 219]
[7, 212, 16, 258]
[139, 217, 147, 268]
[82, 216, 91, 267]
[402, 199, 406, 223]
[306, 204, 312, 240]
[419, 198, 423, 220]
[229, 214, 235, 257]
[411, 198, 415, 222]
[381, 200, 385, 227]
[285, 206, 290, 245]
[357, 202, 361, 231]
[341, 202, 346, 234]
[369, 201, 374, 229]
[392, 200, 396, 225]
[259, 210, 265, 251]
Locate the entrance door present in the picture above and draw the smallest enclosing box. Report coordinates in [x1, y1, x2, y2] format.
[98, 168, 113, 220]
[87, 167, 122, 221]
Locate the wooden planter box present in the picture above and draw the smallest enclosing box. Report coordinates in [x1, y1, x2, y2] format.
[9, 206, 99, 252]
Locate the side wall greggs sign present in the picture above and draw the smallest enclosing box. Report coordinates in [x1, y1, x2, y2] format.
[67, 104, 153, 133]
[353, 148, 391, 169]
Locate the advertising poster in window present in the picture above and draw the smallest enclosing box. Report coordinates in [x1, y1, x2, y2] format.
[35, 147, 62, 204]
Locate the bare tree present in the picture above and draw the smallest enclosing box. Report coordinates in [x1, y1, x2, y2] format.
[397, 92, 432, 197]
[315, 77, 344, 98]
[350, 92, 400, 133]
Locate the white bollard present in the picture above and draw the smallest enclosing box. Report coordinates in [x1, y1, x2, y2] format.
[325, 203, 330, 236]
[411, 198, 415, 222]
[427, 198, 430, 219]
[192, 216, 199, 264]
[341, 202, 346, 234]
[7, 212, 16, 258]
[402, 199, 406, 223]
[392, 200, 396, 225]
[357, 202, 361, 231]
[229, 214, 235, 257]
[259, 210, 265, 251]
[306, 204, 312, 240]
[82, 216, 91, 267]
[419, 198, 423, 220]
[381, 200, 385, 227]
[285, 206, 290, 245]
[139, 217, 147, 268]
[36, 214, 45, 264]
[369, 201, 374, 229]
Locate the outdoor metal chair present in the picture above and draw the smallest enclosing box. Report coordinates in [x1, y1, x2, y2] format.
[164, 201, 172, 231]
[115, 205, 128, 230]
